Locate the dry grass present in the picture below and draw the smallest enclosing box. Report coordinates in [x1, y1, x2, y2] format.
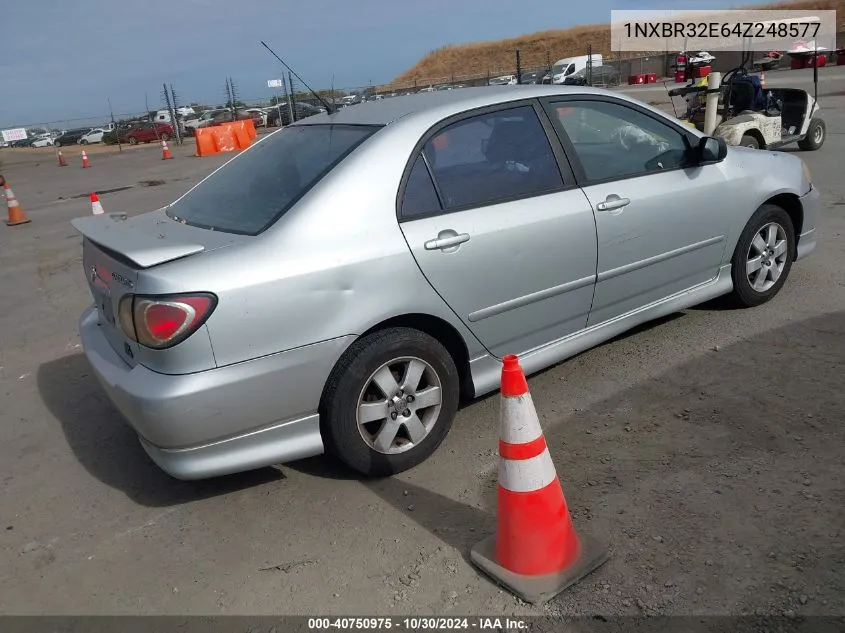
[390, 0, 844, 87]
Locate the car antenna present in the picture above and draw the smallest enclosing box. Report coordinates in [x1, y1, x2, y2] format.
[260, 41, 334, 114]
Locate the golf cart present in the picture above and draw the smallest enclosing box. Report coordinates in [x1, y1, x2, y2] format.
[667, 17, 826, 152]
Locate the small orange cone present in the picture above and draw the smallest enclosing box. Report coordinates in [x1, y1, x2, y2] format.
[90, 192, 105, 215]
[81, 150, 91, 168]
[470, 354, 609, 604]
[57, 150, 68, 167]
[161, 139, 173, 160]
[2, 178, 31, 226]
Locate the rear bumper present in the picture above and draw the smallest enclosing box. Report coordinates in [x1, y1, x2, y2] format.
[79, 306, 353, 479]
[796, 185, 820, 261]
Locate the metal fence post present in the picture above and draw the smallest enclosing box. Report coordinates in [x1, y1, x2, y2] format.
[288, 72, 296, 123]
[516, 49, 522, 84]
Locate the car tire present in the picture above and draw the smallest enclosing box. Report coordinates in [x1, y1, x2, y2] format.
[128, 137, 138, 145]
[797, 118, 825, 151]
[320, 327, 460, 477]
[160, 133, 169, 142]
[729, 203, 795, 308]
[80, 139, 88, 145]
[740, 134, 760, 149]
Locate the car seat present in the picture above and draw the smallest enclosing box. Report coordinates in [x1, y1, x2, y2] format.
[483, 119, 559, 189]
[725, 75, 766, 113]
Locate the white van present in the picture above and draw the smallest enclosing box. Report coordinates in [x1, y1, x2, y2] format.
[549, 54, 603, 84]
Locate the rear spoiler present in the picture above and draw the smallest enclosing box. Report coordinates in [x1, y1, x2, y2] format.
[71, 211, 206, 269]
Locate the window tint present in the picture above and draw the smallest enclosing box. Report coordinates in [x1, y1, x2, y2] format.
[421, 105, 563, 210]
[401, 155, 441, 219]
[551, 100, 691, 182]
[167, 124, 378, 235]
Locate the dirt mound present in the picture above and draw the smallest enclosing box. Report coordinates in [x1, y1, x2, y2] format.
[390, 0, 845, 87]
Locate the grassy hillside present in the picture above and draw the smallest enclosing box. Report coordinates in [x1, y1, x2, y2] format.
[390, 0, 844, 87]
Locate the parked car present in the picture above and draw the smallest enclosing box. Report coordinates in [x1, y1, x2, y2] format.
[245, 108, 268, 127]
[563, 65, 620, 87]
[124, 122, 174, 145]
[79, 128, 106, 144]
[340, 94, 362, 107]
[488, 75, 517, 86]
[265, 102, 323, 127]
[519, 71, 542, 84]
[30, 136, 55, 147]
[54, 128, 90, 146]
[185, 110, 225, 135]
[72, 85, 818, 481]
[102, 126, 130, 145]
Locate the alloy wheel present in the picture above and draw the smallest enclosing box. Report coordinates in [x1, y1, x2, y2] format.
[746, 222, 788, 292]
[356, 356, 443, 455]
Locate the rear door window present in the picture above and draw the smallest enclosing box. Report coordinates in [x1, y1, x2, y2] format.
[167, 124, 379, 235]
[414, 105, 564, 211]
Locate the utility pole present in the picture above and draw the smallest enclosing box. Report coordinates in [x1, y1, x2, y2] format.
[288, 72, 296, 123]
[108, 98, 121, 153]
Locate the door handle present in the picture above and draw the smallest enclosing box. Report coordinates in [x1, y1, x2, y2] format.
[596, 195, 631, 212]
[424, 233, 470, 251]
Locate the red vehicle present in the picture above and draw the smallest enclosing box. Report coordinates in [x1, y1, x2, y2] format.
[124, 122, 174, 145]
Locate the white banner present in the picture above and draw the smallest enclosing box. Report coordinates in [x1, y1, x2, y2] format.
[2, 128, 28, 142]
[610, 9, 838, 53]
[267, 79, 283, 88]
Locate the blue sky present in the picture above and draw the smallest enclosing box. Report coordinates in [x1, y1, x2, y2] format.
[0, 0, 744, 128]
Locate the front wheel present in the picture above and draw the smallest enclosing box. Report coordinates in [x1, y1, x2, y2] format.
[797, 118, 825, 151]
[128, 136, 138, 145]
[160, 133, 169, 142]
[320, 327, 460, 477]
[80, 139, 88, 145]
[729, 204, 795, 308]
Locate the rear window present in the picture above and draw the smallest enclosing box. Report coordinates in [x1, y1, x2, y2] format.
[166, 124, 379, 235]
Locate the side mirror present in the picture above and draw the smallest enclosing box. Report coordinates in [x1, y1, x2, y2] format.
[696, 136, 728, 164]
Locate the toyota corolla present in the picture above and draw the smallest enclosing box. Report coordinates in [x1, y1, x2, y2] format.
[72, 85, 818, 480]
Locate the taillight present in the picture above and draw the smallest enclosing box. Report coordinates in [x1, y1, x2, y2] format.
[118, 293, 217, 350]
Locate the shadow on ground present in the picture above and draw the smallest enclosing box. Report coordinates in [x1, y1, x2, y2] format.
[306, 310, 845, 615]
[36, 353, 284, 508]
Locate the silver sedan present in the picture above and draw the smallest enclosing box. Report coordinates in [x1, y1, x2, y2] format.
[72, 85, 819, 480]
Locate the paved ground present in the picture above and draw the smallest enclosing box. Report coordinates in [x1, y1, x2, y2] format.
[0, 87, 843, 618]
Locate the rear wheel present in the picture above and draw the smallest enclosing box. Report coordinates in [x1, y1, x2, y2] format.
[128, 136, 138, 145]
[740, 133, 760, 149]
[729, 204, 795, 308]
[797, 118, 825, 151]
[160, 133, 169, 142]
[320, 327, 460, 477]
[80, 139, 88, 145]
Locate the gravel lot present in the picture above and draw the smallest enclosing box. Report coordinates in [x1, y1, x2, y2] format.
[0, 84, 843, 618]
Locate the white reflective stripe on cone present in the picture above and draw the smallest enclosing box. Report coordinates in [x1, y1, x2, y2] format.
[8, 199, 19, 207]
[499, 447, 558, 493]
[500, 392, 544, 445]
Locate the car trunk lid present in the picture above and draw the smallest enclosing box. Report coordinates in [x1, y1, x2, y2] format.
[72, 209, 243, 366]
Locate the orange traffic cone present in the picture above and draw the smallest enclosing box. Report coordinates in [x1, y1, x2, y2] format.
[470, 354, 608, 604]
[3, 178, 31, 226]
[90, 192, 104, 215]
[57, 150, 68, 167]
[161, 139, 173, 160]
[81, 150, 91, 168]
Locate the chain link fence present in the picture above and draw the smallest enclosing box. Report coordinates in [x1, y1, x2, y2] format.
[7, 35, 843, 146]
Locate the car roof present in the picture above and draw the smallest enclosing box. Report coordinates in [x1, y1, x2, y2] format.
[295, 85, 621, 127]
